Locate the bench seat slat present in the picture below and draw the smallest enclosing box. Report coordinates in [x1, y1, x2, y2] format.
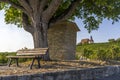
[18, 50, 46, 52]
[6, 56, 37, 58]
[17, 52, 46, 55]
[17, 49, 47, 56]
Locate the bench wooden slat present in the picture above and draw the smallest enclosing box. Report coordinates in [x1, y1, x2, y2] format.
[6, 56, 36, 58]
[18, 50, 46, 53]
[17, 48, 48, 56]
[17, 52, 46, 56]
[18, 48, 48, 51]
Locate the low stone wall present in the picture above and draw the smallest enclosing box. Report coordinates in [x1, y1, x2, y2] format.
[0, 65, 120, 80]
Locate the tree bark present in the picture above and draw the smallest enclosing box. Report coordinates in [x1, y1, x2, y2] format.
[32, 22, 50, 60]
[33, 24, 48, 48]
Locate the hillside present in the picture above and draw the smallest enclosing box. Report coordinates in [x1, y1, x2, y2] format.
[76, 42, 120, 61]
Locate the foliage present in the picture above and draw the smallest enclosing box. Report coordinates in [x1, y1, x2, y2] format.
[0, 52, 16, 63]
[5, 7, 22, 27]
[108, 38, 120, 43]
[0, 0, 120, 32]
[116, 38, 120, 42]
[76, 42, 120, 61]
[0, 52, 28, 64]
[108, 39, 115, 42]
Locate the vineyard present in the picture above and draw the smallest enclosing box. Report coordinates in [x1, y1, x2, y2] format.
[76, 41, 120, 61]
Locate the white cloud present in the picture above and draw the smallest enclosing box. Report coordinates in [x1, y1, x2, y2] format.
[0, 23, 34, 52]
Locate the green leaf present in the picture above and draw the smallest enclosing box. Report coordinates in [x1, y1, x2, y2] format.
[0, 0, 120, 32]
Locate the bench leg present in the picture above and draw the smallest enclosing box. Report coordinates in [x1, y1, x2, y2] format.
[7, 58, 19, 67]
[15, 58, 19, 67]
[37, 58, 41, 68]
[8, 58, 12, 67]
[30, 58, 35, 69]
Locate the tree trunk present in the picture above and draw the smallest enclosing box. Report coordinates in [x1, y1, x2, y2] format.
[33, 27, 48, 48]
[22, 11, 50, 60]
[32, 22, 50, 60]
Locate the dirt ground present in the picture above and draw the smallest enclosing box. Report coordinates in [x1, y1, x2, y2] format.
[0, 60, 120, 76]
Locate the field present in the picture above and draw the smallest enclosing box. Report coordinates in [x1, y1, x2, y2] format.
[76, 41, 120, 61]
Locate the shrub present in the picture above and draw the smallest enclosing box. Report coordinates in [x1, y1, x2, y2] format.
[0, 52, 16, 64]
[108, 39, 115, 42]
[116, 38, 120, 42]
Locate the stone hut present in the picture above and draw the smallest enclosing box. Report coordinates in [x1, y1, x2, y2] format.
[48, 21, 80, 60]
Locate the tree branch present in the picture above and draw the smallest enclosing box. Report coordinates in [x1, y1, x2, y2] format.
[29, 0, 39, 12]
[50, 0, 82, 24]
[42, 0, 62, 22]
[22, 12, 34, 34]
[39, 0, 48, 14]
[18, 0, 32, 14]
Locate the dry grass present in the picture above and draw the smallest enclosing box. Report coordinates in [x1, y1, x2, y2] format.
[0, 60, 120, 76]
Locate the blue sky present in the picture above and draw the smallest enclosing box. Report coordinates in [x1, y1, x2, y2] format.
[76, 18, 120, 43]
[0, 10, 120, 52]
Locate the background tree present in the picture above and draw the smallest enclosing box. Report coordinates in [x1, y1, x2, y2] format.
[0, 0, 120, 59]
[116, 38, 120, 42]
[108, 39, 115, 43]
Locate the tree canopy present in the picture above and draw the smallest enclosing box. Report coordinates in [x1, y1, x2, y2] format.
[0, 0, 120, 32]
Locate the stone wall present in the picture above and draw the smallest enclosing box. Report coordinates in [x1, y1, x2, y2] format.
[48, 21, 80, 60]
[0, 65, 120, 80]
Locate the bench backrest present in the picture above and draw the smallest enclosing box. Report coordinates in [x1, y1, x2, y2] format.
[17, 48, 48, 56]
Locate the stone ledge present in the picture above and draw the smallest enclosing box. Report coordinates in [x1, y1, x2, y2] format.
[0, 65, 120, 80]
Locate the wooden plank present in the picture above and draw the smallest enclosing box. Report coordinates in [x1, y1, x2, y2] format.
[17, 52, 46, 55]
[18, 50, 46, 52]
[6, 56, 36, 58]
[18, 48, 48, 51]
[17, 48, 48, 56]
[17, 51, 47, 53]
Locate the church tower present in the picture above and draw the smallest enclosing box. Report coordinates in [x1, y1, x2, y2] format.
[89, 36, 94, 43]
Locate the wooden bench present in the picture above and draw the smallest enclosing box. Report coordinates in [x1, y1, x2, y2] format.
[6, 48, 48, 69]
